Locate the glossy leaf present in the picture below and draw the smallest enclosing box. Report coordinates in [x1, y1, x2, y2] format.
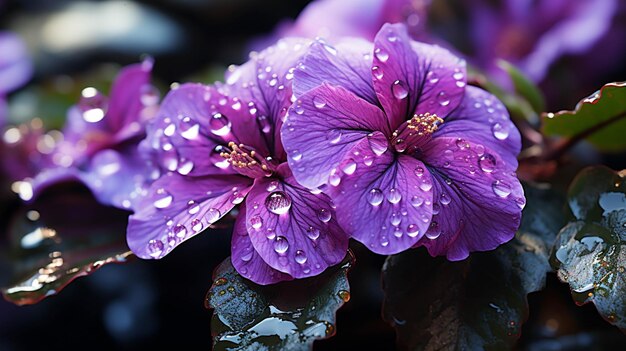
[542, 82, 626, 152]
[1, 183, 132, 305]
[205, 251, 354, 351]
[497, 60, 545, 114]
[552, 166, 626, 331]
[382, 183, 565, 350]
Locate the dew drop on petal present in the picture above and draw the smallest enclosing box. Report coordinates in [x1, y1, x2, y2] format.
[380, 236, 390, 247]
[295, 250, 307, 264]
[163, 123, 176, 137]
[173, 224, 187, 238]
[440, 193, 451, 205]
[274, 236, 289, 254]
[240, 248, 253, 262]
[191, 219, 203, 232]
[419, 177, 433, 191]
[148, 239, 164, 258]
[427, 71, 439, 84]
[367, 188, 384, 206]
[153, 189, 173, 209]
[250, 215, 263, 230]
[266, 180, 279, 192]
[393, 228, 403, 238]
[390, 213, 402, 226]
[415, 166, 425, 177]
[342, 159, 357, 175]
[455, 138, 469, 150]
[374, 47, 389, 62]
[372, 66, 383, 80]
[265, 191, 292, 215]
[515, 197, 526, 209]
[258, 115, 271, 134]
[206, 208, 221, 223]
[329, 172, 341, 187]
[407, 224, 420, 237]
[437, 91, 450, 106]
[368, 133, 388, 156]
[478, 154, 497, 173]
[492, 180, 512, 198]
[180, 117, 200, 140]
[210, 113, 232, 136]
[426, 221, 441, 239]
[177, 159, 194, 175]
[187, 200, 200, 214]
[387, 188, 402, 204]
[411, 195, 424, 207]
[306, 227, 320, 240]
[492, 122, 509, 140]
[313, 95, 326, 109]
[392, 80, 408, 99]
[326, 129, 342, 144]
[318, 208, 331, 223]
[290, 149, 302, 161]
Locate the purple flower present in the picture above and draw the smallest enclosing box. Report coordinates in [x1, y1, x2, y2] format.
[127, 39, 349, 284]
[282, 23, 524, 259]
[12, 59, 158, 210]
[0, 31, 33, 124]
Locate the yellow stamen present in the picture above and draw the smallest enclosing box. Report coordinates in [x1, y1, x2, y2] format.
[407, 112, 443, 136]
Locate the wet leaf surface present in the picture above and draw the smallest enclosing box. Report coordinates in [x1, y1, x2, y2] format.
[205, 251, 354, 351]
[542, 82, 626, 152]
[1, 183, 132, 305]
[552, 166, 626, 331]
[382, 183, 565, 350]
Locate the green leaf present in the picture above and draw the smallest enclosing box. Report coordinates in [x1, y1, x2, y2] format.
[205, 251, 354, 351]
[382, 184, 565, 350]
[496, 60, 546, 114]
[552, 166, 626, 331]
[1, 183, 132, 305]
[542, 82, 626, 152]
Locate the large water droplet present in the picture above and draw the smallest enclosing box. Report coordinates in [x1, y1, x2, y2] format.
[250, 215, 263, 230]
[210, 145, 230, 169]
[313, 95, 326, 109]
[374, 48, 389, 62]
[295, 250, 307, 264]
[177, 159, 194, 175]
[240, 248, 253, 262]
[368, 133, 388, 156]
[491, 122, 509, 140]
[390, 213, 402, 226]
[210, 113, 232, 136]
[440, 193, 451, 205]
[318, 208, 331, 222]
[265, 191, 292, 215]
[478, 154, 497, 173]
[153, 189, 173, 209]
[258, 115, 271, 134]
[290, 149, 302, 161]
[306, 227, 320, 240]
[342, 159, 357, 175]
[191, 218, 203, 232]
[326, 129, 342, 144]
[387, 188, 402, 204]
[274, 236, 289, 254]
[426, 221, 441, 239]
[407, 224, 420, 237]
[206, 208, 221, 223]
[411, 195, 424, 207]
[492, 180, 512, 198]
[437, 91, 450, 106]
[372, 66, 383, 80]
[173, 224, 187, 238]
[455, 138, 469, 150]
[392, 80, 408, 99]
[266, 180, 279, 192]
[419, 177, 433, 191]
[329, 171, 341, 187]
[148, 239, 164, 258]
[427, 71, 439, 84]
[367, 188, 384, 206]
[180, 117, 200, 140]
[187, 200, 200, 214]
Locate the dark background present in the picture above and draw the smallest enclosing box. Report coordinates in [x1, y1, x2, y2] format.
[1, 1, 626, 350]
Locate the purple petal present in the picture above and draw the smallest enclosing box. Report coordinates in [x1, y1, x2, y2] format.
[417, 136, 524, 260]
[127, 173, 252, 259]
[326, 148, 433, 254]
[106, 58, 155, 134]
[245, 167, 348, 279]
[282, 83, 388, 189]
[293, 38, 378, 106]
[225, 38, 310, 159]
[434, 85, 521, 168]
[0, 32, 32, 94]
[231, 206, 294, 285]
[372, 23, 466, 129]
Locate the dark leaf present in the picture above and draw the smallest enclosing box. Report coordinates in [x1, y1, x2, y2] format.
[552, 166, 626, 331]
[382, 183, 565, 350]
[1, 183, 132, 305]
[542, 82, 626, 152]
[496, 60, 545, 114]
[205, 251, 354, 351]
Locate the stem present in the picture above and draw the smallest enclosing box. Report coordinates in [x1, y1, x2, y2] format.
[544, 110, 626, 161]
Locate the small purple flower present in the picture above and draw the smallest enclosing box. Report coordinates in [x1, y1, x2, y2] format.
[14, 59, 158, 209]
[0, 31, 33, 124]
[127, 39, 349, 284]
[282, 23, 524, 259]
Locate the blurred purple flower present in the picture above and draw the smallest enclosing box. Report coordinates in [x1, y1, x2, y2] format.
[127, 39, 348, 284]
[282, 23, 524, 259]
[0, 31, 33, 124]
[6, 59, 158, 210]
[252, 0, 429, 51]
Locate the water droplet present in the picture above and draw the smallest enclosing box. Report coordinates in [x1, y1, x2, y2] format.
[173, 224, 187, 238]
[153, 189, 173, 209]
[478, 154, 497, 173]
[206, 208, 221, 223]
[492, 123, 509, 140]
[329, 171, 341, 186]
[444, 149, 454, 159]
[266, 180, 279, 192]
[337, 290, 350, 302]
[492, 180, 511, 198]
[290, 149, 302, 161]
[407, 224, 420, 237]
[163, 123, 176, 137]
[177, 159, 194, 175]
[191, 219, 203, 232]
[372, 66, 383, 80]
[432, 203, 440, 215]
[475, 144, 485, 156]
[148, 239, 164, 258]
[313, 95, 326, 109]
[230, 192, 245, 205]
[231, 99, 242, 111]
[410, 196, 424, 207]
[440, 193, 451, 205]
[380, 236, 390, 247]
[274, 236, 289, 254]
[250, 215, 263, 230]
[306, 227, 320, 240]
[342, 159, 357, 175]
[515, 197, 526, 209]
[390, 213, 402, 226]
[240, 248, 253, 262]
[180, 117, 200, 140]
[427, 71, 439, 84]
[367, 188, 384, 206]
[437, 91, 450, 106]
[187, 200, 200, 214]
[426, 222, 441, 239]
[326, 129, 342, 144]
[393, 227, 403, 238]
[453, 71, 464, 80]
[387, 188, 402, 204]
[210, 113, 232, 136]
[415, 166, 425, 177]
[318, 208, 331, 222]
[295, 250, 307, 264]
[258, 115, 271, 133]
[419, 177, 433, 191]
[265, 191, 292, 215]
[210, 145, 230, 169]
[374, 48, 389, 62]
[368, 133, 388, 156]
[455, 138, 469, 150]
[392, 80, 408, 99]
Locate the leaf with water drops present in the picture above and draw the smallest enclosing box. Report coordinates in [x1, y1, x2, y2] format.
[1, 184, 132, 305]
[542, 82, 626, 152]
[552, 166, 626, 331]
[382, 183, 565, 350]
[205, 251, 354, 351]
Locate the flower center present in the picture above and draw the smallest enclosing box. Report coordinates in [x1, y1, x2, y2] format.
[220, 142, 277, 178]
[392, 113, 443, 153]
